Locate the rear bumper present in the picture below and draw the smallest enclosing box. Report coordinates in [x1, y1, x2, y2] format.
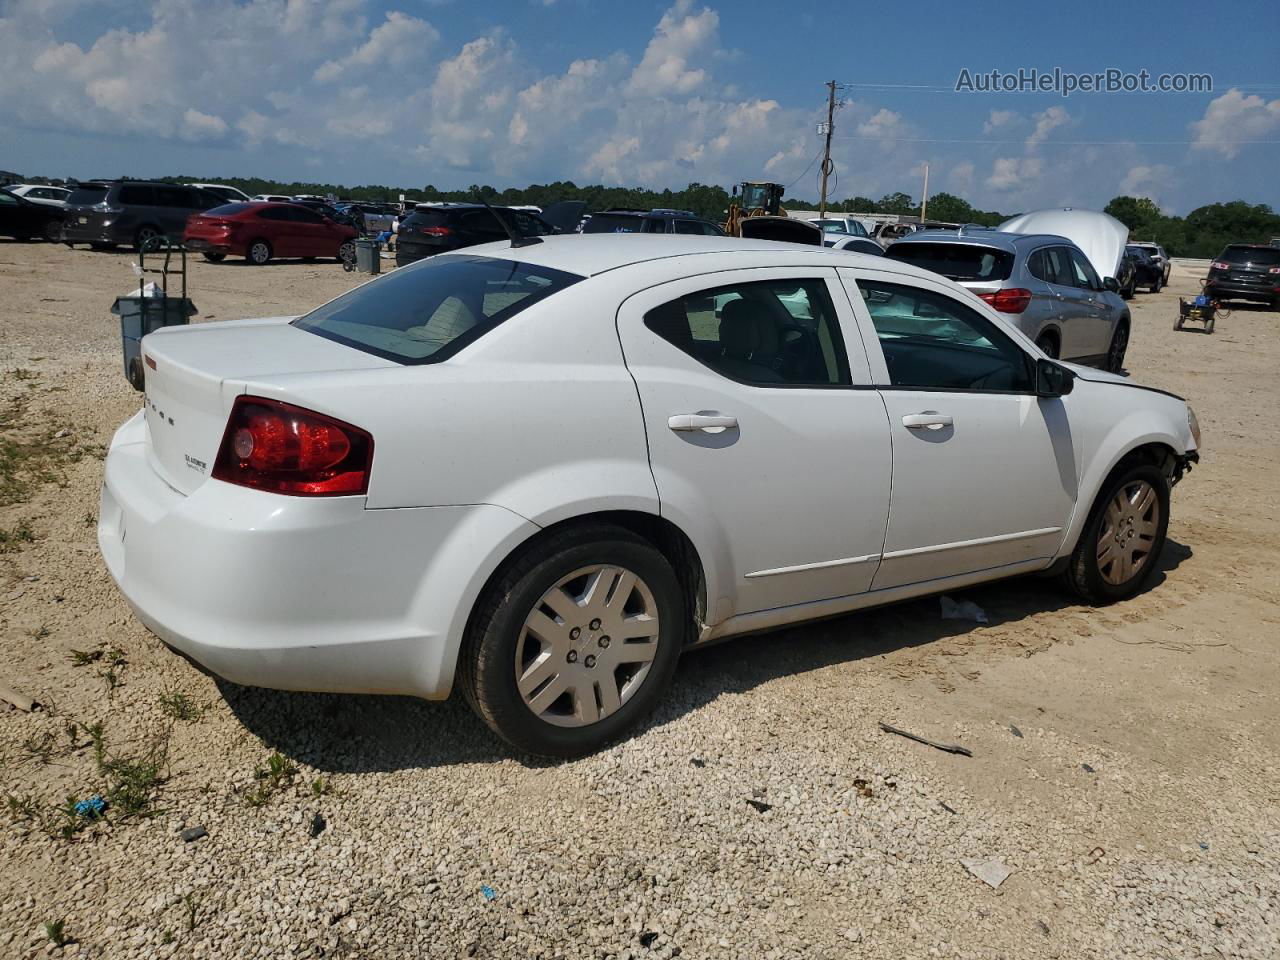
[183, 237, 232, 254]
[98, 411, 537, 699]
[1205, 278, 1279, 302]
[63, 222, 130, 245]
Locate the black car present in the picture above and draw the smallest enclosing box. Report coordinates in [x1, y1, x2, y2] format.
[395, 204, 556, 266]
[289, 198, 363, 232]
[1124, 245, 1163, 293]
[62, 181, 223, 251]
[0, 188, 64, 241]
[1205, 244, 1280, 307]
[579, 208, 725, 236]
[1112, 252, 1137, 300]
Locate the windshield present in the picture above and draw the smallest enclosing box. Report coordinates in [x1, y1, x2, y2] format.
[885, 242, 1014, 282]
[580, 213, 645, 234]
[1220, 246, 1280, 266]
[294, 255, 584, 364]
[67, 184, 109, 206]
[740, 184, 771, 210]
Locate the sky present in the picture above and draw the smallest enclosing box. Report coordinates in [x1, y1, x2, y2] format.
[1, 0, 1277, 214]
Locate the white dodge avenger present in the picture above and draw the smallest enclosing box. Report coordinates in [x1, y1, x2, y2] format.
[99, 235, 1200, 756]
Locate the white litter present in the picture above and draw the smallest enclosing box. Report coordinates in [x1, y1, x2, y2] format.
[940, 595, 988, 623]
[961, 857, 1014, 889]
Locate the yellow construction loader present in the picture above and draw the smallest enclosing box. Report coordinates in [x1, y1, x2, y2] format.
[724, 181, 786, 237]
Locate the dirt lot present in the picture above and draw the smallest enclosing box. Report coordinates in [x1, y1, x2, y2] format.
[1, 240, 1277, 960]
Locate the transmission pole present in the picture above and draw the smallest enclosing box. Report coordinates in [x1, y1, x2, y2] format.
[818, 80, 837, 218]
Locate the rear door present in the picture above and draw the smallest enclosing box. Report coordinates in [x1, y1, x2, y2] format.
[839, 266, 1076, 589]
[152, 185, 200, 237]
[616, 266, 892, 618]
[1038, 246, 1091, 359]
[1065, 247, 1114, 357]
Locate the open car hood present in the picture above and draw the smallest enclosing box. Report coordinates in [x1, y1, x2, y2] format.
[538, 200, 587, 234]
[998, 208, 1129, 280]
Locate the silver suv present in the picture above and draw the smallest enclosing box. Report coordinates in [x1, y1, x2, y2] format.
[885, 228, 1130, 372]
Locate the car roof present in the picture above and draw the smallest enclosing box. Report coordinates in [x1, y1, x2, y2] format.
[449, 233, 942, 280]
[888, 228, 1073, 254]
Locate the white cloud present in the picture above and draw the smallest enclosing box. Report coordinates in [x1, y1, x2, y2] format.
[983, 109, 1020, 134]
[987, 156, 1043, 191]
[626, 0, 717, 97]
[180, 108, 228, 141]
[1026, 106, 1072, 147]
[1120, 164, 1174, 200]
[1190, 89, 1280, 159]
[313, 11, 438, 84]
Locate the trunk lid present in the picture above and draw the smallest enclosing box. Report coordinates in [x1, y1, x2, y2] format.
[139, 318, 397, 495]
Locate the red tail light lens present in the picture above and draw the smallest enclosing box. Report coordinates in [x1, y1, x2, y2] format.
[1268, 267, 1280, 275]
[418, 226, 452, 237]
[977, 288, 1033, 313]
[1211, 261, 1230, 271]
[212, 396, 373, 496]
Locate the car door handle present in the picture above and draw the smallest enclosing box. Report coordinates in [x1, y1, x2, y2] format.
[668, 414, 738, 432]
[902, 412, 953, 430]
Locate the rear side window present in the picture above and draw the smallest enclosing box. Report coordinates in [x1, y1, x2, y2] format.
[155, 185, 197, 207]
[581, 213, 645, 234]
[644, 278, 850, 386]
[1221, 245, 1280, 265]
[1029, 246, 1075, 286]
[206, 203, 252, 216]
[294, 255, 584, 364]
[118, 184, 157, 206]
[885, 243, 1014, 282]
[68, 185, 108, 205]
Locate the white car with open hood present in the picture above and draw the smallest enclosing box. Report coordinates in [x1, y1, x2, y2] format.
[99, 235, 1200, 756]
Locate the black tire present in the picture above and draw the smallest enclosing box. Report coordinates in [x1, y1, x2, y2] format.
[1062, 462, 1170, 604]
[1149, 278, 1160, 294]
[202, 252, 226, 263]
[134, 225, 162, 252]
[1035, 332, 1059, 359]
[127, 357, 146, 392]
[89, 242, 117, 251]
[1205, 316, 1215, 335]
[459, 524, 686, 757]
[43, 219, 63, 242]
[1105, 322, 1129, 373]
[246, 239, 272, 265]
[337, 239, 356, 265]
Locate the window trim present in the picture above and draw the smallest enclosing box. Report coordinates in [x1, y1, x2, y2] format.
[839, 267, 1039, 395]
[642, 275, 857, 390]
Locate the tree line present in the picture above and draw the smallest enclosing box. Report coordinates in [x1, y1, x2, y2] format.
[156, 174, 1279, 256]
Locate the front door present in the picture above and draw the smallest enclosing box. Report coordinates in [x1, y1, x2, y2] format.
[839, 267, 1078, 590]
[616, 267, 892, 620]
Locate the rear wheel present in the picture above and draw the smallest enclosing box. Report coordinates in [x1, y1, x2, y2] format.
[1062, 462, 1169, 604]
[246, 239, 272, 265]
[134, 225, 161, 251]
[337, 239, 356, 265]
[202, 252, 226, 263]
[460, 525, 685, 757]
[1034, 332, 1059, 359]
[1106, 322, 1129, 373]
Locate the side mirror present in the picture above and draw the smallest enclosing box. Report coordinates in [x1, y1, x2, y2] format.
[1103, 277, 1119, 293]
[1036, 358, 1075, 398]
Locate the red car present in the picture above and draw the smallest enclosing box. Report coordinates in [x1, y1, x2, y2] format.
[183, 202, 359, 265]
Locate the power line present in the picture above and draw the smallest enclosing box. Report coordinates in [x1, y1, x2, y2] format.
[832, 135, 1280, 145]
[832, 81, 1280, 95]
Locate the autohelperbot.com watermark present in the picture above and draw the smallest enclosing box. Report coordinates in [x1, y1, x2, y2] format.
[955, 67, 1212, 98]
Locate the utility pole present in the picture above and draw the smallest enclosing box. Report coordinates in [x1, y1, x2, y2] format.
[920, 163, 930, 222]
[818, 80, 837, 218]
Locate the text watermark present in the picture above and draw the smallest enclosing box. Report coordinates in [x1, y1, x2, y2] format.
[955, 68, 1212, 98]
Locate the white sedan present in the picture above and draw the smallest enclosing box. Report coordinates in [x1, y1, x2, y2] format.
[99, 235, 1200, 756]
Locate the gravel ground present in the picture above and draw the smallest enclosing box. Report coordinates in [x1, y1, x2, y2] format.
[1, 240, 1278, 959]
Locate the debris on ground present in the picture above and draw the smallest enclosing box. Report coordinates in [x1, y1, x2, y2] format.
[1082, 762, 1096, 773]
[746, 799, 772, 813]
[179, 826, 208, 843]
[480, 885, 496, 902]
[878, 722, 973, 757]
[960, 857, 1014, 889]
[0, 681, 37, 712]
[1009, 724, 1023, 738]
[939, 595, 989, 623]
[74, 795, 105, 819]
[309, 813, 326, 838]
[1086, 846, 1106, 864]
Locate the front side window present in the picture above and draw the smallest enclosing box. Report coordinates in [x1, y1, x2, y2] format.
[295, 255, 583, 364]
[855, 278, 1033, 392]
[644, 278, 850, 386]
[1067, 248, 1102, 288]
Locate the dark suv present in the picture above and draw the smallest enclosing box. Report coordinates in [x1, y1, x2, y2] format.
[63, 181, 223, 251]
[1205, 244, 1280, 307]
[395, 204, 555, 266]
[580, 208, 724, 236]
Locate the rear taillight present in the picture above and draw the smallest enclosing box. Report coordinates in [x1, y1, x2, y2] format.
[418, 226, 452, 237]
[211, 396, 373, 496]
[1211, 261, 1230, 271]
[1268, 267, 1280, 275]
[977, 288, 1033, 313]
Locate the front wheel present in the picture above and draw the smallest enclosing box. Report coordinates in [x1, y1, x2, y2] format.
[1035, 333, 1059, 359]
[43, 219, 63, 242]
[202, 252, 226, 263]
[459, 525, 685, 757]
[337, 239, 356, 266]
[1062, 462, 1169, 604]
[246, 239, 272, 265]
[1106, 323, 1129, 373]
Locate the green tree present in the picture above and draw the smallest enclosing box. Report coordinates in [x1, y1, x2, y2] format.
[1103, 196, 1162, 231]
[923, 192, 973, 224]
[877, 192, 915, 215]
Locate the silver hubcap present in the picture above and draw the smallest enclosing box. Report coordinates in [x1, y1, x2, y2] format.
[516, 564, 660, 728]
[251, 243, 268, 262]
[1096, 480, 1159, 585]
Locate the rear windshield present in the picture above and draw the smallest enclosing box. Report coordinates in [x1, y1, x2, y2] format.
[1220, 245, 1280, 266]
[205, 203, 252, 216]
[68, 184, 109, 205]
[294, 255, 584, 364]
[581, 213, 646, 234]
[402, 210, 448, 228]
[885, 242, 1015, 282]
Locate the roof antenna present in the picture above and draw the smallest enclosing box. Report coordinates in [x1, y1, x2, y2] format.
[474, 191, 542, 248]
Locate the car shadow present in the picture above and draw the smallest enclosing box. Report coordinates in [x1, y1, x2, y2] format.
[216, 538, 1192, 773]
